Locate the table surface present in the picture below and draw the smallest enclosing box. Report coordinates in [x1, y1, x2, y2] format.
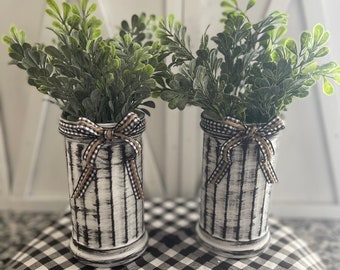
[6, 198, 325, 270]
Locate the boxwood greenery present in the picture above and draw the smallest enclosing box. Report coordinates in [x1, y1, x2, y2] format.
[155, 0, 340, 123]
[3, 0, 170, 123]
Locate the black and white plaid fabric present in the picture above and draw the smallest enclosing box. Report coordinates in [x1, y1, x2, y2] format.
[6, 198, 325, 270]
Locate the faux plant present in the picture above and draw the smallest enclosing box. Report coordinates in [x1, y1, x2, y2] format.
[156, 0, 340, 123]
[3, 0, 169, 123]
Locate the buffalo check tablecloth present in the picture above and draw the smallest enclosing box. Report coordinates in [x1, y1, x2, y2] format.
[6, 198, 325, 270]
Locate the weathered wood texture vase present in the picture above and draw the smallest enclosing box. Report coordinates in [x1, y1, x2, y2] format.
[196, 113, 284, 258]
[59, 113, 148, 267]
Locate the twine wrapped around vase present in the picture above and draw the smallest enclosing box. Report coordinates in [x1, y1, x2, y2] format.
[196, 113, 284, 258]
[59, 112, 148, 267]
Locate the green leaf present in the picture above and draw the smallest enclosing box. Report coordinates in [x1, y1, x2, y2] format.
[8, 26, 26, 44]
[140, 108, 151, 116]
[258, 33, 270, 42]
[10, 43, 24, 55]
[81, 0, 89, 13]
[330, 66, 340, 75]
[62, 2, 71, 19]
[285, 39, 297, 55]
[87, 3, 97, 16]
[303, 78, 316, 87]
[314, 47, 329, 58]
[71, 4, 80, 16]
[2, 35, 12, 45]
[92, 29, 101, 39]
[132, 14, 139, 29]
[45, 46, 64, 59]
[221, 1, 234, 8]
[121, 20, 129, 31]
[246, 0, 256, 10]
[87, 17, 102, 28]
[333, 76, 340, 85]
[319, 31, 330, 46]
[275, 26, 286, 39]
[142, 100, 156, 108]
[319, 61, 338, 72]
[323, 79, 334, 95]
[45, 8, 59, 20]
[300, 31, 312, 51]
[302, 62, 317, 73]
[313, 24, 324, 43]
[9, 52, 23, 61]
[167, 14, 175, 29]
[51, 21, 64, 31]
[46, 0, 61, 17]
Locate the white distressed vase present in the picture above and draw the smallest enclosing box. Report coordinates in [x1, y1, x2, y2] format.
[196, 113, 284, 258]
[59, 113, 148, 267]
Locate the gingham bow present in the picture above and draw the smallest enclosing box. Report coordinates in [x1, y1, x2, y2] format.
[59, 112, 145, 200]
[203, 116, 285, 185]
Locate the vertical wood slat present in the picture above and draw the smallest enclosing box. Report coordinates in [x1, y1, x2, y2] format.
[12, 0, 61, 199]
[23, 100, 49, 196]
[0, 94, 10, 198]
[12, 97, 47, 198]
[163, 0, 184, 197]
[179, 107, 202, 198]
[142, 134, 165, 198]
[300, 0, 340, 205]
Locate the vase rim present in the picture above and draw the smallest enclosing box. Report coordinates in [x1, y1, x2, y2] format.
[59, 112, 146, 139]
[200, 112, 280, 126]
[200, 112, 283, 139]
[60, 112, 145, 127]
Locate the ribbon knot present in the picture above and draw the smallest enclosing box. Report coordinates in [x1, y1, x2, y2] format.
[244, 126, 257, 139]
[59, 112, 145, 200]
[104, 129, 114, 140]
[202, 116, 285, 185]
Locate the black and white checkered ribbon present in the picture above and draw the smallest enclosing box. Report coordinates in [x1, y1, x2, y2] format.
[201, 115, 285, 185]
[59, 112, 145, 200]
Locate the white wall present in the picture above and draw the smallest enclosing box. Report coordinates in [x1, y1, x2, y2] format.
[1, 0, 340, 218]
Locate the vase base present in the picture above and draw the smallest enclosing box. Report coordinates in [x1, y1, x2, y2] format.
[70, 231, 148, 267]
[195, 223, 270, 259]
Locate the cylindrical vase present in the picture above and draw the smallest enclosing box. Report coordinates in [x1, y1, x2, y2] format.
[59, 113, 148, 267]
[196, 113, 283, 258]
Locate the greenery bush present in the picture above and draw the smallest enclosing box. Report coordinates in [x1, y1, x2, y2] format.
[3, 0, 170, 123]
[156, 0, 340, 123]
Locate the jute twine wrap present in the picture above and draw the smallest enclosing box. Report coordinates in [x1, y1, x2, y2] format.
[198, 113, 284, 245]
[59, 113, 146, 250]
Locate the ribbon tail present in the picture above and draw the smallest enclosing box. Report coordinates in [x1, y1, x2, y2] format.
[208, 160, 231, 185]
[72, 166, 97, 199]
[115, 133, 142, 156]
[84, 138, 105, 166]
[126, 159, 144, 200]
[260, 160, 278, 184]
